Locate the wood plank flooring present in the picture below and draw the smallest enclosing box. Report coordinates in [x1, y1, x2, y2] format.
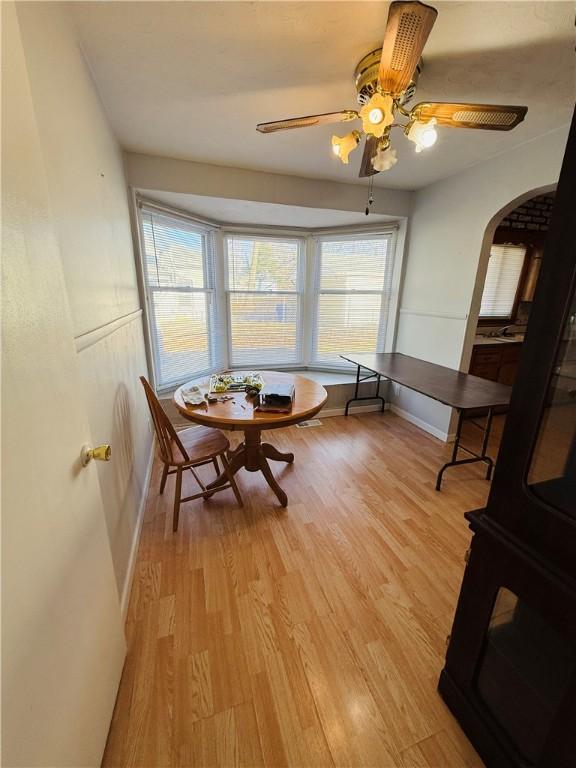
[104, 412, 500, 767]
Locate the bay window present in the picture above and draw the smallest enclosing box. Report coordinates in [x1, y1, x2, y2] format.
[138, 201, 399, 388]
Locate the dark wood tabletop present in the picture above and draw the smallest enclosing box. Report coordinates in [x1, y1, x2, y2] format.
[340, 352, 512, 410]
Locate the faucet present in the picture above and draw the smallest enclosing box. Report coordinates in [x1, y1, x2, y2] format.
[489, 325, 515, 337]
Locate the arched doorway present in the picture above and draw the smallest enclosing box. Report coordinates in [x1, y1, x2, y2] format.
[464, 185, 556, 387]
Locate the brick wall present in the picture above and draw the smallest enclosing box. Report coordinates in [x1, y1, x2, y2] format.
[500, 193, 555, 232]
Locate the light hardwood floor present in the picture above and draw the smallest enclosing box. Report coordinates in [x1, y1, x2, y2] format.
[104, 411, 499, 767]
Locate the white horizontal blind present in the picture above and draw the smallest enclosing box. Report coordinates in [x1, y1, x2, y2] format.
[225, 234, 304, 367]
[312, 234, 395, 368]
[480, 244, 526, 318]
[140, 209, 217, 388]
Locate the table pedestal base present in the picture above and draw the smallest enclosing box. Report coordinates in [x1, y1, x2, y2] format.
[206, 429, 294, 507]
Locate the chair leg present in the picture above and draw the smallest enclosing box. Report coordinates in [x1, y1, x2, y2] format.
[159, 463, 169, 494]
[202, 456, 221, 500]
[173, 467, 183, 532]
[221, 452, 243, 507]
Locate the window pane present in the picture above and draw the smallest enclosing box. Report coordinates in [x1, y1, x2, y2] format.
[140, 209, 216, 388]
[313, 235, 395, 368]
[319, 238, 390, 291]
[227, 237, 298, 291]
[229, 294, 299, 366]
[315, 294, 385, 366]
[225, 235, 303, 367]
[480, 244, 526, 318]
[150, 291, 212, 386]
[142, 213, 206, 289]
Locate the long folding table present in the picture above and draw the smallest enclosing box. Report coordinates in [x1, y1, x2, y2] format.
[340, 352, 512, 490]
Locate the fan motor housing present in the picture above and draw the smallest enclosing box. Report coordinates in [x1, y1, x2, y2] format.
[354, 48, 420, 106]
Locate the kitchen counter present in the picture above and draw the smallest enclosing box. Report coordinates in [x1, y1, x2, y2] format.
[473, 335, 524, 346]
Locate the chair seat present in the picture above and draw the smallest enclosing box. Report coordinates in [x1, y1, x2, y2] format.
[171, 425, 229, 465]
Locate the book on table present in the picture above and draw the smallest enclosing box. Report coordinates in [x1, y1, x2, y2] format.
[255, 383, 295, 413]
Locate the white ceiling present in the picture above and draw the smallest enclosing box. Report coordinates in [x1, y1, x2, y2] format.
[69, 1, 574, 190]
[143, 191, 397, 227]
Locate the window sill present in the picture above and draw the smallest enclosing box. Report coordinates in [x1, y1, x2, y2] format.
[159, 367, 360, 398]
[291, 369, 358, 386]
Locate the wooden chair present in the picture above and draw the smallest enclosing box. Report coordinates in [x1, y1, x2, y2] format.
[140, 377, 243, 531]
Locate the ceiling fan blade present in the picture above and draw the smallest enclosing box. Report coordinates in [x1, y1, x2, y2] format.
[256, 110, 358, 133]
[412, 102, 528, 130]
[378, 1, 438, 96]
[359, 136, 380, 177]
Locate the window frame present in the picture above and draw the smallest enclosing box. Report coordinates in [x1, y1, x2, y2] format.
[135, 197, 403, 389]
[310, 231, 398, 370]
[478, 234, 532, 325]
[137, 204, 219, 392]
[223, 231, 306, 369]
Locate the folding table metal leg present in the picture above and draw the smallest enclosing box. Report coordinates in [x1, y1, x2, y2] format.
[435, 407, 496, 491]
[480, 407, 495, 480]
[344, 364, 386, 416]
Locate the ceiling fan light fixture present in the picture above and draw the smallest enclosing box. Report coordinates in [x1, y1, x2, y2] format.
[406, 117, 438, 152]
[331, 130, 361, 163]
[369, 108, 384, 124]
[371, 145, 398, 172]
[359, 93, 394, 137]
[255, 2, 528, 183]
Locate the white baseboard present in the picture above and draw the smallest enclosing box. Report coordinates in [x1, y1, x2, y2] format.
[320, 403, 388, 418]
[320, 401, 456, 443]
[120, 437, 155, 620]
[389, 403, 454, 443]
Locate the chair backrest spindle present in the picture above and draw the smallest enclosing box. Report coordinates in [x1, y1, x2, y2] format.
[139, 377, 188, 464]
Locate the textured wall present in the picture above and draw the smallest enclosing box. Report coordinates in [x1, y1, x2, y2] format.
[2, 4, 125, 764]
[16, 2, 153, 605]
[124, 151, 413, 219]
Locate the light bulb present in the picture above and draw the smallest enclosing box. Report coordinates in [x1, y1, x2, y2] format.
[406, 117, 438, 153]
[419, 126, 437, 148]
[368, 108, 384, 125]
[331, 131, 360, 164]
[372, 145, 398, 172]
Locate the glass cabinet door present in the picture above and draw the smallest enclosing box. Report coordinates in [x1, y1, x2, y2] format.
[527, 291, 576, 517]
[476, 588, 575, 765]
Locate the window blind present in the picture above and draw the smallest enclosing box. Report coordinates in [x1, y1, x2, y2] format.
[312, 234, 395, 368]
[140, 210, 218, 388]
[225, 234, 303, 367]
[480, 244, 526, 319]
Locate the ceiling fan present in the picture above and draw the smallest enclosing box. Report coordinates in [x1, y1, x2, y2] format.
[256, 1, 528, 177]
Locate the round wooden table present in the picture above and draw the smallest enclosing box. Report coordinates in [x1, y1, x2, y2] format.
[173, 371, 327, 507]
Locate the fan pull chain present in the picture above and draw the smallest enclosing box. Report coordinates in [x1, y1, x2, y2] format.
[365, 175, 375, 216]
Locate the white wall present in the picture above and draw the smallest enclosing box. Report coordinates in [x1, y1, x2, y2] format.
[124, 151, 413, 219]
[15, 1, 153, 609]
[393, 126, 570, 438]
[2, 4, 126, 763]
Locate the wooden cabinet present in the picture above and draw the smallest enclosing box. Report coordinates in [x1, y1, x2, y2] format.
[439, 115, 576, 768]
[470, 342, 522, 386]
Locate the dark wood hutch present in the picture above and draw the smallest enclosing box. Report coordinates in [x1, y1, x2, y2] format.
[439, 112, 576, 767]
